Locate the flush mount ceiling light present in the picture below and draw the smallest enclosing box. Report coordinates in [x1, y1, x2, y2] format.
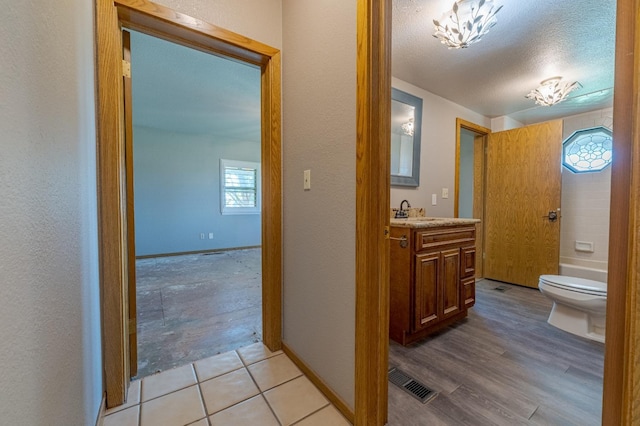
[401, 118, 414, 136]
[526, 77, 582, 106]
[433, 0, 503, 49]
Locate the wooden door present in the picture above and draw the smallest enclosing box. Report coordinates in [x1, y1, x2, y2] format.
[440, 248, 461, 318]
[123, 30, 137, 377]
[414, 252, 439, 330]
[484, 121, 562, 288]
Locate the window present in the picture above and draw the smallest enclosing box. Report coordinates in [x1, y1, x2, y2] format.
[562, 126, 613, 173]
[220, 159, 261, 214]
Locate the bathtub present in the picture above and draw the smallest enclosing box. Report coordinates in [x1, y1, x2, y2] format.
[559, 263, 608, 283]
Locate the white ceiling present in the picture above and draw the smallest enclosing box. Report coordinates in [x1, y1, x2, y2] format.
[393, 0, 617, 125]
[131, 0, 617, 139]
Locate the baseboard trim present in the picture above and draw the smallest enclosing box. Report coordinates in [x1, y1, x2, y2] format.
[282, 343, 355, 424]
[95, 393, 106, 426]
[135, 245, 261, 259]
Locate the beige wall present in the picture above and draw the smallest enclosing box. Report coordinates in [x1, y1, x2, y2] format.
[560, 108, 613, 272]
[154, 0, 282, 49]
[282, 0, 357, 408]
[391, 77, 491, 217]
[1, 1, 102, 424]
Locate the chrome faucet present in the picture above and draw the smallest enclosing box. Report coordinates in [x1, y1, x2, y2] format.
[395, 200, 411, 218]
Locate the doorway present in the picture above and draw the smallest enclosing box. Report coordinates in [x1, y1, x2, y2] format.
[127, 29, 264, 378]
[455, 119, 490, 278]
[96, 0, 282, 408]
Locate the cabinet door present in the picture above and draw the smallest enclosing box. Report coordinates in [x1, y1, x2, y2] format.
[441, 248, 462, 319]
[414, 252, 440, 331]
[462, 276, 476, 308]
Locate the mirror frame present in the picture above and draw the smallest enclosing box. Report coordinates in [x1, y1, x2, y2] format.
[391, 87, 422, 187]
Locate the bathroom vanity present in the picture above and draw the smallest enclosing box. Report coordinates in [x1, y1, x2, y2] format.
[389, 217, 480, 345]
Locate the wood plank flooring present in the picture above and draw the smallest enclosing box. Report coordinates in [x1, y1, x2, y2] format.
[388, 279, 604, 425]
[135, 248, 262, 378]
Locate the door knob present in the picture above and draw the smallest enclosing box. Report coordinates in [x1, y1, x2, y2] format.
[543, 211, 558, 222]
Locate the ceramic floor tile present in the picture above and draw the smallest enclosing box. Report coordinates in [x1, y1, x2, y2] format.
[141, 364, 197, 402]
[194, 350, 244, 382]
[140, 385, 205, 426]
[237, 342, 282, 365]
[209, 395, 279, 426]
[200, 368, 260, 414]
[264, 376, 329, 426]
[105, 379, 141, 415]
[294, 405, 351, 426]
[247, 353, 303, 391]
[103, 405, 139, 426]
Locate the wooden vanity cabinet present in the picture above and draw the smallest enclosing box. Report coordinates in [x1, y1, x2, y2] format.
[390, 225, 476, 345]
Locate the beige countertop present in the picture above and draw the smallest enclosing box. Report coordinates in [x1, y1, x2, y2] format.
[390, 217, 480, 228]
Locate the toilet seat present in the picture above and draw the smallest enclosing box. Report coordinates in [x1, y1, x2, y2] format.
[539, 274, 606, 296]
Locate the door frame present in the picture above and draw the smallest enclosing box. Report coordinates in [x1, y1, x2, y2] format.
[96, 0, 282, 407]
[454, 119, 490, 278]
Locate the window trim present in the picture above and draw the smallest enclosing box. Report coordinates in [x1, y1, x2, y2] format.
[220, 159, 261, 215]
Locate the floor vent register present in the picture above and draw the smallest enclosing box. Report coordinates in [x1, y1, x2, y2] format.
[388, 367, 438, 404]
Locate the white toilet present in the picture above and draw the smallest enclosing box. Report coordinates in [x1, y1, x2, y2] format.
[538, 274, 607, 343]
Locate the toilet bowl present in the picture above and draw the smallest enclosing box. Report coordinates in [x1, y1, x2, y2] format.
[538, 274, 607, 343]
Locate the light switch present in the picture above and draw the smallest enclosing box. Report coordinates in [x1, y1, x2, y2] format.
[208, 233, 214, 239]
[442, 188, 449, 199]
[304, 169, 311, 190]
[431, 194, 437, 205]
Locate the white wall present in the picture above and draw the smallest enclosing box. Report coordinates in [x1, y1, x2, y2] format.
[559, 108, 613, 271]
[282, 0, 356, 408]
[490, 115, 524, 131]
[0, 1, 102, 425]
[133, 126, 261, 256]
[391, 78, 491, 217]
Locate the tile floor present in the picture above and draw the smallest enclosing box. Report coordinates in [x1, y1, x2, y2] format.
[102, 342, 351, 426]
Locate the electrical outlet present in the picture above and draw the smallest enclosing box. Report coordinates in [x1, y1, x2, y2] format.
[442, 188, 449, 199]
[199, 233, 205, 240]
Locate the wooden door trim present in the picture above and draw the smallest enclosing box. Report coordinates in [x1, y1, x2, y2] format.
[602, 0, 640, 423]
[96, 0, 282, 408]
[454, 118, 490, 218]
[355, 0, 391, 424]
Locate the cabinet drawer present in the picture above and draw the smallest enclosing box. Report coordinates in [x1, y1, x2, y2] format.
[462, 276, 475, 308]
[415, 227, 475, 252]
[461, 246, 476, 278]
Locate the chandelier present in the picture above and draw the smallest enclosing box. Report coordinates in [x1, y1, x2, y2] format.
[433, 0, 503, 49]
[401, 119, 414, 136]
[526, 77, 581, 106]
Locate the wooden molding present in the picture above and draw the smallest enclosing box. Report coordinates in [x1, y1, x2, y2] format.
[282, 344, 354, 424]
[355, 0, 391, 424]
[602, 0, 640, 423]
[96, 0, 282, 408]
[454, 118, 490, 218]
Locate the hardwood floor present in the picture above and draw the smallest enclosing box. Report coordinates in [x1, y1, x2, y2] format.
[135, 248, 262, 379]
[388, 278, 604, 425]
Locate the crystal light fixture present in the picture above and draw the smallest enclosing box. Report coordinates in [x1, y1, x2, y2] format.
[401, 119, 414, 136]
[433, 0, 503, 49]
[526, 77, 581, 106]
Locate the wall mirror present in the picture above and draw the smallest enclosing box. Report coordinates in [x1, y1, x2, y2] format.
[391, 88, 422, 187]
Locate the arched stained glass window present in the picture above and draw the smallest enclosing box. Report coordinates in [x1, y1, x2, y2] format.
[562, 126, 613, 173]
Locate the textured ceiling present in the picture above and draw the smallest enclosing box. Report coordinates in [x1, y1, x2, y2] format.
[131, 0, 617, 139]
[393, 0, 617, 125]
